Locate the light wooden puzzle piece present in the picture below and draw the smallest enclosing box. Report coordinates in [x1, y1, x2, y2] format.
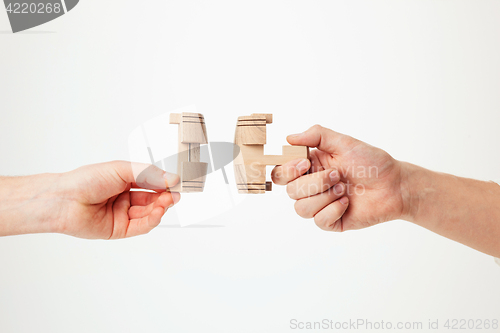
[234, 113, 309, 194]
[168, 112, 208, 193]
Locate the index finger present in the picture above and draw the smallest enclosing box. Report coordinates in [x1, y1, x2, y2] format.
[271, 158, 310, 185]
[287, 125, 359, 155]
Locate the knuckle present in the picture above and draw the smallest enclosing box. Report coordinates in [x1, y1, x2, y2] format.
[311, 124, 323, 132]
[314, 214, 329, 231]
[331, 182, 345, 196]
[307, 181, 321, 196]
[333, 219, 345, 233]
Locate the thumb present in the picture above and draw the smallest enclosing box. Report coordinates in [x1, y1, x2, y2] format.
[287, 125, 357, 155]
[111, 161, 179, 191]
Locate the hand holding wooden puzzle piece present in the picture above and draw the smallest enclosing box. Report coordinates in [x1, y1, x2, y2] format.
[167, 112, 309, 194]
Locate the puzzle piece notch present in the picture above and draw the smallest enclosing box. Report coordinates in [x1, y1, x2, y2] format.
[234, 114, 309, 194]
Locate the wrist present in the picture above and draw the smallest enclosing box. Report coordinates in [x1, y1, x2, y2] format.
[0, 173, 65, 236]
[398, 161, 431, 223]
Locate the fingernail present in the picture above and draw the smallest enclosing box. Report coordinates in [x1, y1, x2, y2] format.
[334, 183, 344, 194]
[295, 159, 309, 172]
[172, 192, 181, 204]
[165, 203, 174, 214]
[163, 172, 179, 187]
[340, 196, 349, 205]
[329, 170, 340, 182]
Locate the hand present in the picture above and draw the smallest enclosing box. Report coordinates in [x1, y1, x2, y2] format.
[53, 161, 180, 239]
[272, 125, 409, 232]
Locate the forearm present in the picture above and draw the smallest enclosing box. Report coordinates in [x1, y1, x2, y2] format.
[0, 173, 62, 236]
[401, 162, 500, 257]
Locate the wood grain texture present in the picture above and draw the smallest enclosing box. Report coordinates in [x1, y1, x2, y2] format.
[168, 112, 209, 193]
[234, 114, 309, 194]
[180, 113, 208, 144]
[251, 113, 273, 123]
[234, 125, 266, 145]
[181, 162, 208, 183]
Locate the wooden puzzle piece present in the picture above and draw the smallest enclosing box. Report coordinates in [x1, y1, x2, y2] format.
[234, 114, 309, 194]
[168, 112, 208, 193]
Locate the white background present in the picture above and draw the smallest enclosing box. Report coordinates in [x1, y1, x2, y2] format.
[1, 1, 500, 332]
